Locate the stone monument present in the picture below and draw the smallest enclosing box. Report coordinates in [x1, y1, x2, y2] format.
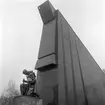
[35, 1, 105, 105]
[11, 69, 42, 105]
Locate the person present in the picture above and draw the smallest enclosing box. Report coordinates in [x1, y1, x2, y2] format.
[20, 69, 39, 97]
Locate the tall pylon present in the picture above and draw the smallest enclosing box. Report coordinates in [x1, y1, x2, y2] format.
[35, 1, 105, 105]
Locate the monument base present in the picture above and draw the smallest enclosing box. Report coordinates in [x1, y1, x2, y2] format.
[11, 96, 42, 105]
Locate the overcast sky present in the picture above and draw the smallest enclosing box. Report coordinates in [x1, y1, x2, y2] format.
[0, 0, 105, 95]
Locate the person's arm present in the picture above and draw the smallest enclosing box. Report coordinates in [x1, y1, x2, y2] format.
[29, 78, 36, 84]
[23, 79, 28, 83]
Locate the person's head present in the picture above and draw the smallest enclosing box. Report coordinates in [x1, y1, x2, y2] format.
[23, 69, 29, 75]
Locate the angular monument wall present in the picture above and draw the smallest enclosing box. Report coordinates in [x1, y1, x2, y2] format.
[35, 1, 105, 105]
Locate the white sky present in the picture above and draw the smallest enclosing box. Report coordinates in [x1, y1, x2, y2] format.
[0, 0, 105, 95]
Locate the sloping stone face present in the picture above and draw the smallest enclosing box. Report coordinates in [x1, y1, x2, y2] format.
[11, 96, 42, 105]
[35, 1, 105, 105]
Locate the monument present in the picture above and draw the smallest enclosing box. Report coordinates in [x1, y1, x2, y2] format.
[11, 69, 42, 105]
[35, 0, 105, 105]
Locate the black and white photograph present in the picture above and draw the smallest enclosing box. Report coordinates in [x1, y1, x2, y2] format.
[0, 0, 105, 105]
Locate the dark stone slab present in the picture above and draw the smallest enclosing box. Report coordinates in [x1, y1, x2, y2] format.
[12, 96, 42, 105]
[35, 54, 57, 71]
[38, 0, 55, 24]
